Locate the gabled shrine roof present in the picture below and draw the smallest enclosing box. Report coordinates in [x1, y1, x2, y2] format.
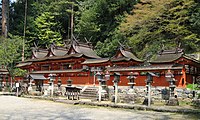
[30, 39, 100, 61]
[69, 41, 101, 59]
[32, 48, 49, 59]
[50, 44, 68, 56]
[150, 48, 200, 64]
[111, 47, 143, 62]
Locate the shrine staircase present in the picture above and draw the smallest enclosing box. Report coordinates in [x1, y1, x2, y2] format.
[79, 86, 98, 100]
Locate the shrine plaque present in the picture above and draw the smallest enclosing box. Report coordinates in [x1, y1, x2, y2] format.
[16, 83, 20, 88]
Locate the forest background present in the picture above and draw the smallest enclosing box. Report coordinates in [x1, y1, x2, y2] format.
[0, 0, 200, 73]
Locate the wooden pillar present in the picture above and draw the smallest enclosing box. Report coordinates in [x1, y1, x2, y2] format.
[87, 71, 90, 85]
[182, 68, 187, 88]
[178, 68, 186, 88]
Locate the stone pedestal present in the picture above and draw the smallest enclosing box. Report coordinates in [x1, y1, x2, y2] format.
[166, 98, 179, 106]
[128, 82, 136, 89]
[142, 97, 153, 105]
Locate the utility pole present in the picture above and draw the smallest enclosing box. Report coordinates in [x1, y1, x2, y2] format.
[22, 0, 27, 61]
[1, 0, 9, 38]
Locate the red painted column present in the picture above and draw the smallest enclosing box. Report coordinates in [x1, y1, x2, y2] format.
[178, 68, 186, 88]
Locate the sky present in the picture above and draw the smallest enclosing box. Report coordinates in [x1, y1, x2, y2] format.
[10, 0, 16, 3]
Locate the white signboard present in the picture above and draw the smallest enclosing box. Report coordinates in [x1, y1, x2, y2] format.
[16, 83, 20, 88]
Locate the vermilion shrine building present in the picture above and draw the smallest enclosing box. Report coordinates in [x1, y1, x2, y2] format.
[16, 40, 200, 89]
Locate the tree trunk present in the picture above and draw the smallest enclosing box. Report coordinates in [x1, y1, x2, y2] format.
[1, 0, 9, 38]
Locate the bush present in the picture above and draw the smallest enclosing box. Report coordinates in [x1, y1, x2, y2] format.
[187, 84, 199, 90]
[192, 99, 200, 108]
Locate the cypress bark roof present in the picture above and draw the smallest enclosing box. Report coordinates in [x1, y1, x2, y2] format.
[50, 44, 68, 56]
[32, 48, 49, 59]
[150, 48, 200, 64]
[69, 42, 101, 59]
[111, 47, 143, 62]
[31, 40, 100, 60]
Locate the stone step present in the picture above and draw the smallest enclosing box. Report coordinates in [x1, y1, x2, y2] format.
[81, 91, 97, 94]
[79, 94, 97, 97]
[79, 87, 98, 99]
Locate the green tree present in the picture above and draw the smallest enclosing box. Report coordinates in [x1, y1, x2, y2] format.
[120, 0, 200, 59]
[76, 0, 138, 44]
[0, 35, 22, 66]
[0, 35, 26, 79]
[9, 0, 79, 48]
[34, 12, 62, 45]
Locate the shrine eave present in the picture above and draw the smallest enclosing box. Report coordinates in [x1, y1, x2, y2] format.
[30, 69, 84, 74]
[0, 68, 9, 75]
[183, 55, 200, 64]
[16, 62, 32, 67]
[29, 74, 48, 80]
[107, 64, 183, 72]
[26, 53, 83, 62]
[0, 72, 9, 74]
[0, 68, 8, 72]
[82, 58, 110, 64]
[111, 57, 131, 62]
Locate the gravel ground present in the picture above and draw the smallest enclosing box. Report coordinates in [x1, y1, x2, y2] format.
[0, 96, 198, 120]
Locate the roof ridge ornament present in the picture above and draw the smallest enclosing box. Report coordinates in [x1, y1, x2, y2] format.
[33, 42, 38, 50]
[118, 41, 133, 52]
[63, 39, 71, 47]
[84, 37, 93, 49]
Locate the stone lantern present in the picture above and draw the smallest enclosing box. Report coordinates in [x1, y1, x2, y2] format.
[165, 70, 179, 106]
[105, 71, 110, 81]
[96, 71, 104, 102]
[49, 73, 56, 97]
[127, 72, 138, 89]
[112, 72, 120, 104]
[27, 75, 33, 93]
[57, 77, 62, 92]
[102, 71, 110, 89]
[143, 72, 158, 106]
[67, 77, 73, 87]
[0, 74, 3, 91]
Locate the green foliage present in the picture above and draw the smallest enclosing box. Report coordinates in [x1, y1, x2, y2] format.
[76, 0, 138, 46]
[120, 0, 200, 59]
[12, 68, 27, 77]
[9, 0, 79, 49]
[95, 29, 127, 57]
[34, 12, 62, 45]
[0, 35, 23, 66]
[187, 84, 200, 90]
[0, 35, 26, 78]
